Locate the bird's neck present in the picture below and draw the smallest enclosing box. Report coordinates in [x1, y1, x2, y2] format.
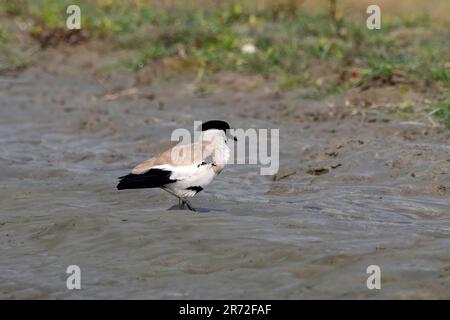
[213, 139, 230, 165]
[200, 131, 230, 165]
[209, 140, 229, 174]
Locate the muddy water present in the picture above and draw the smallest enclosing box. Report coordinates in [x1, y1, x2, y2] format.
[1, 58, 449, 299]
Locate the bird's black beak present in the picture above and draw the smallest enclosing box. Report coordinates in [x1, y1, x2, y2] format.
[233, 136, 238, 141]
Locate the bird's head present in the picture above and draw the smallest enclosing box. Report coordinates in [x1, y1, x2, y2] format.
[198, 120, 237, 143]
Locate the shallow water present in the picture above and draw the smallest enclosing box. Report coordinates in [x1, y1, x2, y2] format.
[1, 65, 449, 299]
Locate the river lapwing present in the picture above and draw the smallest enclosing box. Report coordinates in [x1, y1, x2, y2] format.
[117, 120, 236, 211]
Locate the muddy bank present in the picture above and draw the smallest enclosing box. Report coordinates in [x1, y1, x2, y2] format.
[0, 46, 449, 299]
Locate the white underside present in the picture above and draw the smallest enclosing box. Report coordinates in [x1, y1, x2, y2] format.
[153, 163, 217, 198]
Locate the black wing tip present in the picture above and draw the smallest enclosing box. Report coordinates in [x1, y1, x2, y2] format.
[116, 182, 126, 190]
[116, 169, 176, 190]
[116, 173, 134, 190]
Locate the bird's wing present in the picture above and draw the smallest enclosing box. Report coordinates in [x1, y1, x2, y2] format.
[131, 141, 213, 174]
[117, 168, 176, 190]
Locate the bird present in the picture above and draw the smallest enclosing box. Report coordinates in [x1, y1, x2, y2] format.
[116, 120, 236, 211]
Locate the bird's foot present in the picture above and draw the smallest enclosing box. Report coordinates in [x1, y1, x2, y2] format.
[182, 199, 197, 212]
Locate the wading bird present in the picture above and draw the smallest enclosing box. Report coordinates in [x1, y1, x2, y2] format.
[117, 120, 236, 211]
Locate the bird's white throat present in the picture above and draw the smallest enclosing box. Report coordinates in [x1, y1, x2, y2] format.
[200, 129, 230, 165]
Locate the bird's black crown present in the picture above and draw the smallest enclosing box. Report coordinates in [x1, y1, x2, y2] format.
[200, 120, 231, 132]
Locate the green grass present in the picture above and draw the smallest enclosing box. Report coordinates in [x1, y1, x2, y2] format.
[0, 0, 449, 110]
[0, 24, 34, 73]
[429, 101, 450, 127]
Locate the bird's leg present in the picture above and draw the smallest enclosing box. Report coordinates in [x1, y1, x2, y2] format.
[178, 198, 185, 209]
[181, 198, 197, 212]
[162, 188, 194, 211]
[161, 188, 183, 209]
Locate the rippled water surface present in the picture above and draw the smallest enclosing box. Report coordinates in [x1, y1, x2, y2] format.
[1, 66, 449, 299]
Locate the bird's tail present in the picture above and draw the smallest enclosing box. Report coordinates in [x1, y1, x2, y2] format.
[117, 169, 175, 190]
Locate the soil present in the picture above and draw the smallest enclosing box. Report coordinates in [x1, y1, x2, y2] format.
[0, 43, 449, 299]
